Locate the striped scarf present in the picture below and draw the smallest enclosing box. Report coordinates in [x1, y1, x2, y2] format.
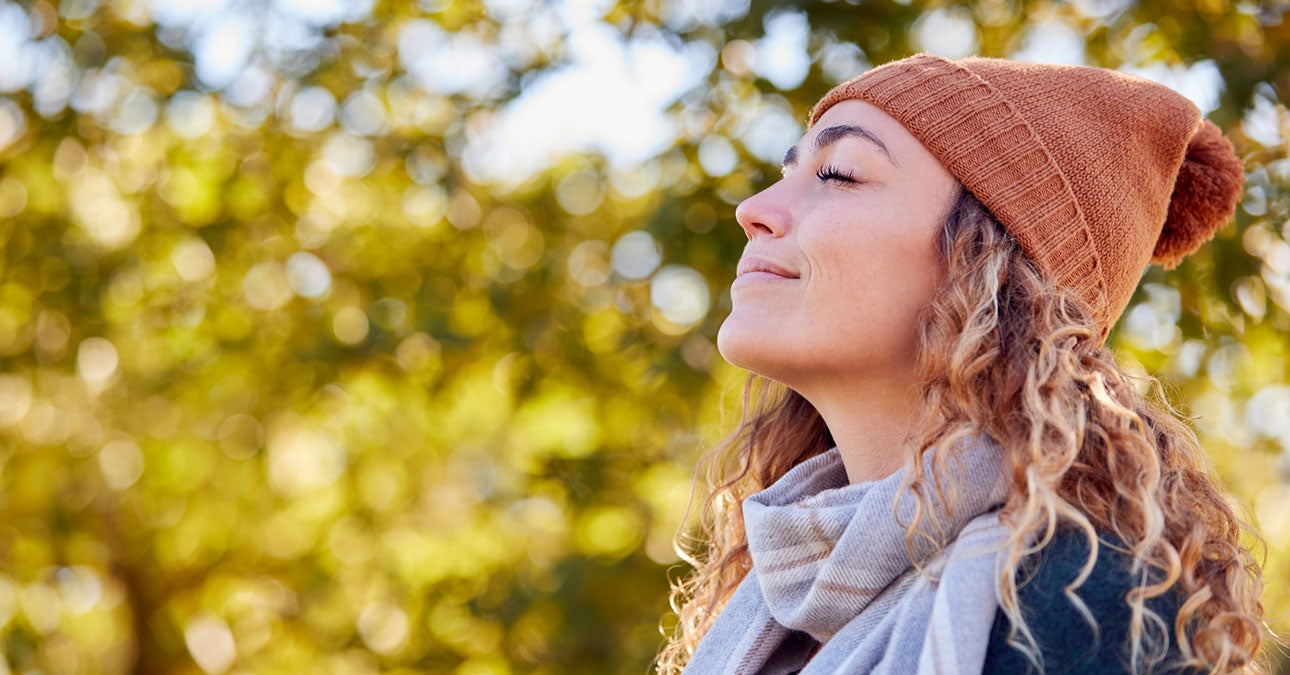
[684, 436, 1012, 674]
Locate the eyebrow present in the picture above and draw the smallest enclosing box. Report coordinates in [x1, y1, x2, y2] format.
[781, 124, 899, 170]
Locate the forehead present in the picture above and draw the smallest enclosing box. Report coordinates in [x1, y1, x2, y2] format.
[807, 99, 914, 151]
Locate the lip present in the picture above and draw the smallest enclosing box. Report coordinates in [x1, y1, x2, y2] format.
[736, 256, 799, 280]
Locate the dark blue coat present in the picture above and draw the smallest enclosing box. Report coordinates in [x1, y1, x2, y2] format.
[982, 528, 1198, 674]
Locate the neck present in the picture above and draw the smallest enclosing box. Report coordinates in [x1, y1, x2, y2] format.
[797, 371, 923, 484]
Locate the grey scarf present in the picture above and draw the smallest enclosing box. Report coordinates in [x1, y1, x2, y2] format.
[684, 436, 1011, 674]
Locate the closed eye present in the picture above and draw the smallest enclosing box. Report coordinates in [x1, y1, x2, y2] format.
[816, 164, 860, 184]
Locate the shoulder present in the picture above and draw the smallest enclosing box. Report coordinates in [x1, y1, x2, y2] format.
[981, 527, 1197, 674]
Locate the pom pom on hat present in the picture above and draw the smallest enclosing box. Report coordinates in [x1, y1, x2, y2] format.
[1152, 120, 1245, 270]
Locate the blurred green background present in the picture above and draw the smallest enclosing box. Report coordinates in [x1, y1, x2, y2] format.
[1, 0, 1289, 673]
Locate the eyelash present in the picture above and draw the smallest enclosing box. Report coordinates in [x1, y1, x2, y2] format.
[816, 164, 859, 184]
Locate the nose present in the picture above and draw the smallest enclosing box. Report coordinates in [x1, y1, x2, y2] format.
[734, 183, 790, 240]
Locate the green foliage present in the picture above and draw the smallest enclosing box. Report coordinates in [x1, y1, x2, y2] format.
[0, 0, 1288, 673]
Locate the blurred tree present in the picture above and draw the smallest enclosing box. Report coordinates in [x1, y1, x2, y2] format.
[0, 0, 1287, 673]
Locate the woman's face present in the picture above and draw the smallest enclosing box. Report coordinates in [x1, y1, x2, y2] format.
[716, 99, 960, 392]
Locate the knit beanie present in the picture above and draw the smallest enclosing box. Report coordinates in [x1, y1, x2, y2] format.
[808, 54, 1245, 340]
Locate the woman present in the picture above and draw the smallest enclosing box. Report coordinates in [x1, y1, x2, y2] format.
[657, 54, 1266, 674]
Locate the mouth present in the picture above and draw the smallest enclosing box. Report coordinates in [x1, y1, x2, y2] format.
[736, 256, 799, 280]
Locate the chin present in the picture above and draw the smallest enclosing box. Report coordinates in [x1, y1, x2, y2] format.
[718, 310, 914, 391]
[716, 314, 794, 383]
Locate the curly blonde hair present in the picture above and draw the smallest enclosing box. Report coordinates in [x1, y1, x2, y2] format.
[657, 188, 1266, 674]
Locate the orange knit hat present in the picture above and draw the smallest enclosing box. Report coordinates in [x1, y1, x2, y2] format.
[809, 54, 1245, 340]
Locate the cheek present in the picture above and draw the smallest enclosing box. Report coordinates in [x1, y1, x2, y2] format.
[806, 215, 942, 330]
